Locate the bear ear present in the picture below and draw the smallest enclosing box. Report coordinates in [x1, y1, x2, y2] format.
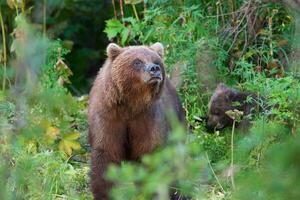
[107, 43, 123, 60]
[150, 42, 164, 57]
[216, 83, 228, 92]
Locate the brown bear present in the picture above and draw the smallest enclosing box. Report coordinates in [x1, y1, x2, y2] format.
[88, 42, 186, 200]
[207, 83, 261, 131]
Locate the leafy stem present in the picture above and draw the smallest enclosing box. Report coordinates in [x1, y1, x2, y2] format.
[225, 109, 243, 190]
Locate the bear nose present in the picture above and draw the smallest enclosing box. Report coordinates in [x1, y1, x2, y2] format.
[150, 64, 160, 73]
[145, 64, 161, 77]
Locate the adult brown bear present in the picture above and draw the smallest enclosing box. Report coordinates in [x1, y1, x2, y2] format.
[88, 42, 186, 200]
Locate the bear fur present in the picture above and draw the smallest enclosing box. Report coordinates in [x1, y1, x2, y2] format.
[88, 42, 185, 200]
[207, 83, 260, 131]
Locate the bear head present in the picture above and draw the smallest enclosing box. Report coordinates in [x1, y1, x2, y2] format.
[106, 42, 165, 108]
[207, 83, 237, 130]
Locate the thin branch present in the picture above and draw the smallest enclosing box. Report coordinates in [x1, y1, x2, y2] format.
[112, 0, 117, 19]
[119, 0, 124, 21]
[132, 4, 139, 21]
[205, 152, 226, 193]
[230, 120, 236, 190]
[43, 0, 47, 37]
[0, 9, 7, 90]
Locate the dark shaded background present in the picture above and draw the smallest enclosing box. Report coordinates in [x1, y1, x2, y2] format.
[56, 1, 111, 94]
[31, 0, 113, 94]
[1, 0, 143, 94]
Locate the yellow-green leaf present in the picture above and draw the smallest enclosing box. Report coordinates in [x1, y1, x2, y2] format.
[58, 139, 81, 156]
[59, 140, 72, 156]
[66, 140, 81, 150]
[58, 131, 81, 155]
[63, 132, 80, 140]
[54, 59, 73, 76]
[46, 126, 60, 141]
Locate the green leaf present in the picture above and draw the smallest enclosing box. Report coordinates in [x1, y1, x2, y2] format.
[104, 19, 125, 40]
[121, 28, 130, 45]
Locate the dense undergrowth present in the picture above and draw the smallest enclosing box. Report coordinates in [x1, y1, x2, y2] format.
[1, 0, 300, 200]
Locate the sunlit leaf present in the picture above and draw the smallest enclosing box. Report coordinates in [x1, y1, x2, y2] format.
[46, 126, 60, 141]
[58, 140, 72, 156]
[121, 28, 130, 45]
[59, 140, 81, 156]
[54, 59, 72, 76]
[64, 131, 80, 140]
[104, 19, 125, 40]
[6, 0, 15, 9]
[58, 132, 81, 155]
[54, 59, 73, 85]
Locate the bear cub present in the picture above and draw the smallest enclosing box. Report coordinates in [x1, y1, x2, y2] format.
[207, 83, 262, 131]
[88, 42, 185, 200]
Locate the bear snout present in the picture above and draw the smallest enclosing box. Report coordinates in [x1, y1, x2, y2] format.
[143, 63, 163, 83]
[207, 115, 222, 130]
[145, 64, 161, 76]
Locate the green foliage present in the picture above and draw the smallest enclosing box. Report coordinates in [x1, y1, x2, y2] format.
[234, 133, 300, 200]
[0, 0, 300, 200]
[0, 15, 90, 199]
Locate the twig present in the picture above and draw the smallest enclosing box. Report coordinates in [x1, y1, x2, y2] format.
[204, 8, 247, 18]
[0, 9, 7, 90]
[225, 0, 252, 52]
[112, 0, 117, 19]
[43, 0, 47, 37]
[229, 0, 237, 19]
[205, 152, 225, 193]
[119, 0, 124, 21]
[216, 2, 219, 34]
[132, 4, 139, 21]
[230, 120, 236, 190]
[21, 0, 26, 14]
[227, 23, 247, 53]
[219, 0, 225, 25]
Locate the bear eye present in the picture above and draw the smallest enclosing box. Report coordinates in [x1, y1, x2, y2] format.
[153, 61, 161, 66]
[133, 59, 143, 69]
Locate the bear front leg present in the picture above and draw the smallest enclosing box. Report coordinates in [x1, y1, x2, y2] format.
[90, 148, 115, 200]
[89, 122, 126, 200]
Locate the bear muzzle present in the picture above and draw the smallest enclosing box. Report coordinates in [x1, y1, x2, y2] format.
[144, 63, 162, 84]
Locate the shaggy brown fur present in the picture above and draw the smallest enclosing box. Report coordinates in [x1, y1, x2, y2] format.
[88, 43, 185, 200]
[207, 83, 259, 131]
